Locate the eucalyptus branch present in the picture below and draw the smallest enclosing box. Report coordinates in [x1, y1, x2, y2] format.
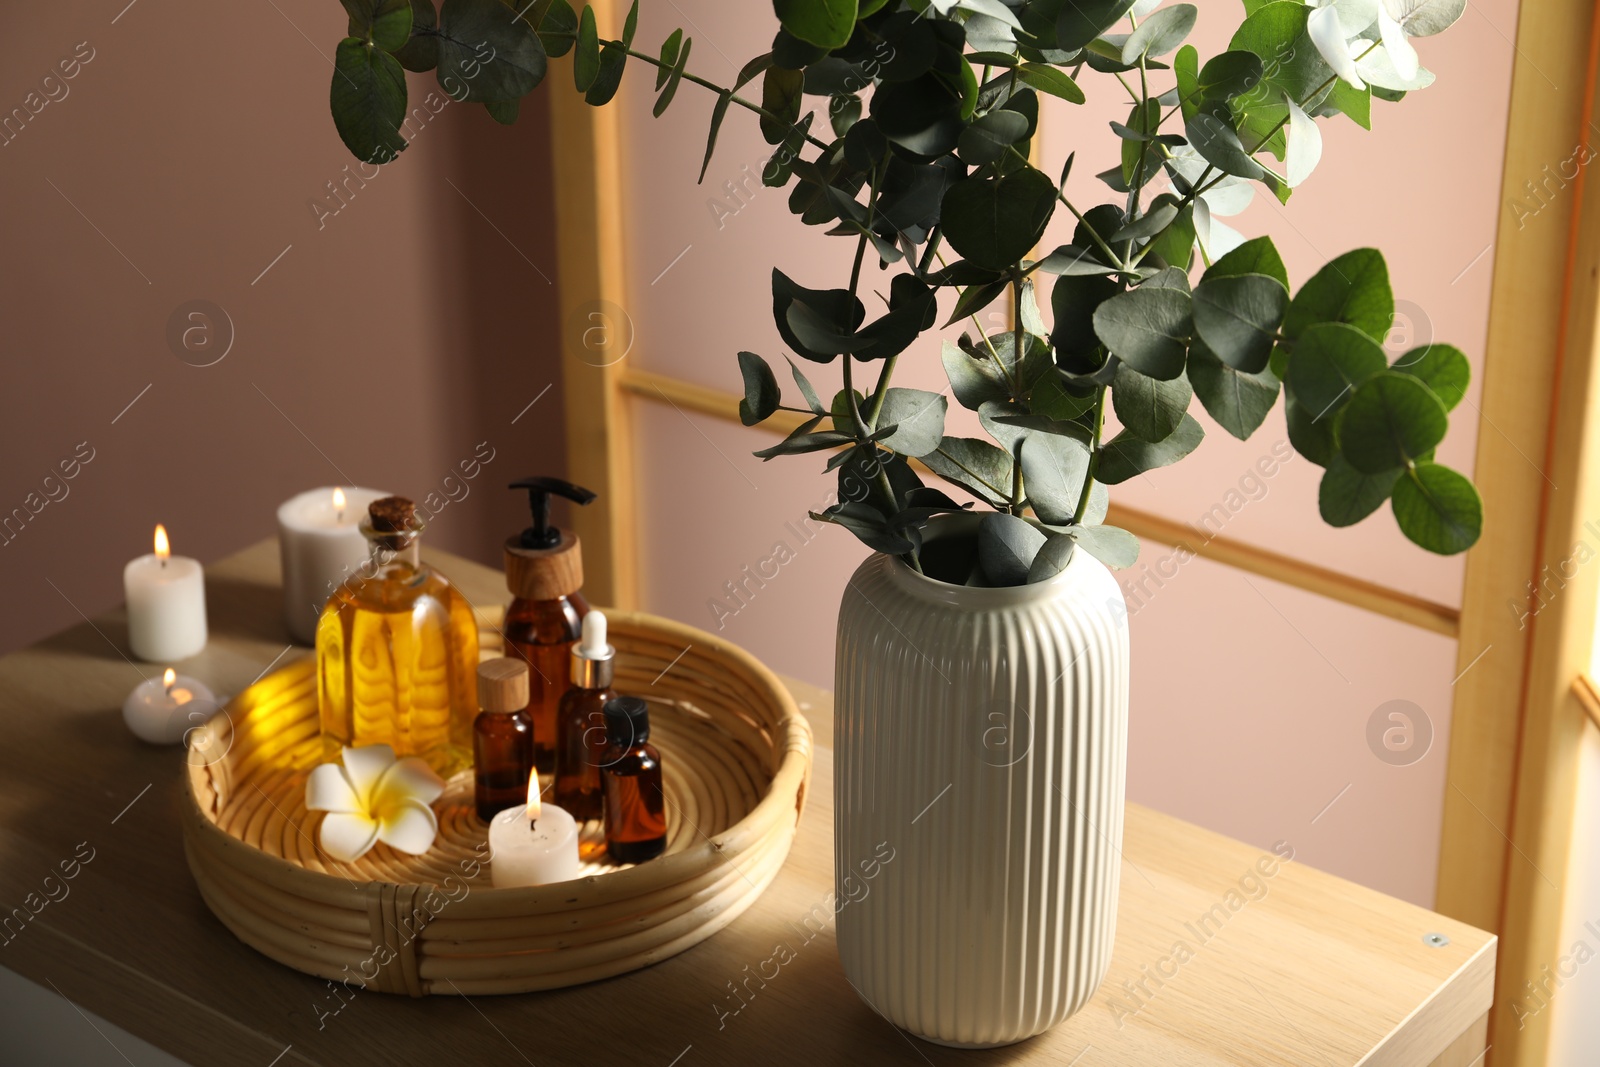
[1007, 145, 1123, 269]
[1072, 389, 1106, 525]
[609, 43, 832, 152]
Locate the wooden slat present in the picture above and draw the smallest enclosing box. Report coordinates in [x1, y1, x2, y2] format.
[1577, 675, 1600, 733]
[1435, 0, 1599, 942]
[547, 0, 639, 611]
[620, 366, 1461, 636]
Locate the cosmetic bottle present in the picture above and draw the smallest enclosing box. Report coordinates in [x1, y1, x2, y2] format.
[600, 696, 667, 864]
[502, 477, 596, 775]
[316, 496, 479, 775]
[473, 658, 534, 822]
[554, 609, 615, 822]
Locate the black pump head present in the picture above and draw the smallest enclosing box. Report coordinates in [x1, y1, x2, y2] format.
[509, 477, 596, 550]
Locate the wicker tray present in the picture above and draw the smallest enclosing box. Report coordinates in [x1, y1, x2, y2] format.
[181, 609, 812, 996]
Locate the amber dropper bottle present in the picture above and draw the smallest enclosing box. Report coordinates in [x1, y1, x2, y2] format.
[601, 696, 667, 864]
[473, 658, 535, 822]
[554, 610, 615, 822]
[502, 477, 596, 775]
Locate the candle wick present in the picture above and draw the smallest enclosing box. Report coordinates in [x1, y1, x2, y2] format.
[159, 558, 167, 569]
[530, 819, 537, 833]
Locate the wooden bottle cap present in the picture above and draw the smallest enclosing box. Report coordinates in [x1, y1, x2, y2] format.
[477, 657, 530, 713]
[504, 529, 583, 600]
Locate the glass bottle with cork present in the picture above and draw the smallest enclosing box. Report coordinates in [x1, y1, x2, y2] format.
[600, 696, 667, 864]
[315, 496, 479, 776]
[472, 658, 534, 822]
[554, 609, 616, 822]
[501, 478, 595, 775]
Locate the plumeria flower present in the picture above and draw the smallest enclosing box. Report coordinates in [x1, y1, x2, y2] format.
[306, 744, 446, 862]
[1307, 0, 1464, 92]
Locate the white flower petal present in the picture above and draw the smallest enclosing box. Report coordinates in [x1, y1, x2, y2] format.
[1377, 6, 1420, 80]
[1356, 47, 1435, 91]
[306, 763, 364, 814]
[1329, 0, 1381, 37]
[1130, 0, 1163, 16]
[376, 799, 439, 856]
[1308, 6, 1366, 90]
[340, 744, 397, 806]
[1203, 216, 1247, 260]
[1192, 194, 1212, 251]
[373, 757, 447, 809]
[319, 812, 380, 863]
[1286, 97, 1323, 187]
[1199, 176, 1255, 217]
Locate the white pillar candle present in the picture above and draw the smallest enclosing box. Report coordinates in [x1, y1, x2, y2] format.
[123, 668, 220, 745]
[276, 486, 388, 644]
[124, 525, 207, 662]
[489, 776, 581, 887]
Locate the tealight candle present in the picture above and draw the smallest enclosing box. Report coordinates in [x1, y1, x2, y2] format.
[123, 668, 220, 744]
[124, 524, 207, 662]
[276, 486, 389, 644]
[488, 773, 581, 888]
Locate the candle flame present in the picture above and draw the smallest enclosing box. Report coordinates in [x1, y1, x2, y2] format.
[154, 524, 170, 560]
[525, 771, 542, 822]
[163, 668, 176, 691]
[332, 487, 346, 511]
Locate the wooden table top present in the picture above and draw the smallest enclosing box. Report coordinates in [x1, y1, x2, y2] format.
[0, 540, 1494, 1066]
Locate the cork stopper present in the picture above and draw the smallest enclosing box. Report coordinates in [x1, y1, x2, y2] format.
[477, 657, 530, 713]
[505, 530, 584, 600]
[365, 496, 421, 550]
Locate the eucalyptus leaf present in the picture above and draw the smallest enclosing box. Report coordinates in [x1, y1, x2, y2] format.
[1285, 321, 1387, 420]
[1319, 454, 1401, 527]
[1186, 109, 1267, 180]
[1284, 248, 1393, 343]
[957, 109, 1031, 165]
[773, 0, 859, 49]
[330, 39, 408, 165]
[394, 0, 440, 70]
[1112, 363, 1191, 442]
[1203, 234, 1288, 288]
[1192, 273, 1288, 373]
[1019, 432, 1092, 525]
[737, 351, 781, 425]
[922, 436, 1015, 506]
[1391, 461, 1481, 554]
[817, 501, 917, 554]
[1066, 523, 1140, 569]
[942, 340, 1011, 411]
[941, 167, 1058, 270]
[1188, 339, 1280, 440]
[1091, 286, 1193, 380]
[1014, 63, 1086, 104]
[1096, 413, 1205, 483]
[1056, 0, 1137, 51]
[876, 388, 948, 457]
[1336, 371, 1449, 474]
[979, 512, 1047, 586]
[1026, 535, 1076, 583]
[436, 0, 546, 103]
[786, 356, 826, 414]
[1121, 3, 1196, 62]
[1285, 391, 1335, 466]
[1392, 344, 1470, 411]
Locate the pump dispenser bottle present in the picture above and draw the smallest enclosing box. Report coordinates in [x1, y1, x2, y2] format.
[554, 610, 615, 822]
[502, 477, 595, 774]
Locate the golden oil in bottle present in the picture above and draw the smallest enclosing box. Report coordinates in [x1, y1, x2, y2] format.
[315, 496, 479, 776]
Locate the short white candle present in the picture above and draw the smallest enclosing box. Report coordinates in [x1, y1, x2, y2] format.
[276, 486, 389, 645]
[489, 776, 581, 887]
[124, 524, 207, 662]
[123, 668, 220, 745]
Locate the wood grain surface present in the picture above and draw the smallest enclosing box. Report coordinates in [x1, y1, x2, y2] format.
[0, 540, 1493, 1066]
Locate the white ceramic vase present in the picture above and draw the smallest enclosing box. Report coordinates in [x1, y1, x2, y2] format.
[833, 524, 1129, 1047]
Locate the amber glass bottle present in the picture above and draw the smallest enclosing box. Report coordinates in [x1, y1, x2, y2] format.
[601, 696, 667, 864]
[473, 658, 534, 822]
[502, 477, 596, 774]
[554, 610, 614, 822]
[316, 497, 478, 777]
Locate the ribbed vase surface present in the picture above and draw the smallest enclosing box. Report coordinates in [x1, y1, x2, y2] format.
[833, 542, 1129, 1047]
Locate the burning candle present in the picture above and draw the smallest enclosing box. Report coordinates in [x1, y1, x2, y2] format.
[488, 773, 581, 888]
[276, 485, 388, 644]
[122, 667, 220, 744]
[123, 524, 207, 662]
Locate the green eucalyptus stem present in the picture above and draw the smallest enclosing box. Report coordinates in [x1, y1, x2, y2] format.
[866, 353, 898, 428]
[1010, 268, 1026, 401]
[1010, 445, 1025, 516]
[1009, 145, 1123, 268]
[1072, 389, 1106, 525]
[606, 43, 833, 152]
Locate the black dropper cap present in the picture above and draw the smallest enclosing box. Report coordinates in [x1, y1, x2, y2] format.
[509, 477, 596, 550]
[602, 696, 650, 748]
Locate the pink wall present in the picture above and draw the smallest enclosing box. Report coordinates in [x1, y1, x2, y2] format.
[0, 0, 567, 655]
[618, 0, 1521, 906]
